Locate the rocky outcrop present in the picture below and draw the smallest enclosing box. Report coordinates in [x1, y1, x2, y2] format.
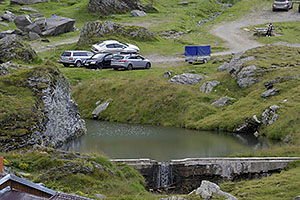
[77, 20, 156, 46]
[88, 0, 143, 16]
[0, 62, 21, 77]
[237, 65, 258, 88]
[211, 96, 232, 106]
[0, 66, 86, 151]
[0, 34, 37, 63]
[200, 80, 220, 93]
[189, 180, 238, 200]
[262, 105, 279, 126]
[168, 73, 204, 85]
[261, 88, 280, 98]
[14, 14, 32, 31]
[1, 11, 15, 22]
[10, 0, 48, 5]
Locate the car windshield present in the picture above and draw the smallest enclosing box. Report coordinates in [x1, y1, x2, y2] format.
[274, 0, 287, 2]
[91, 54, 106, 60]
[96, 43, 105, 47]
[120, 43, 129, 47]
[62, 52, 71, 56]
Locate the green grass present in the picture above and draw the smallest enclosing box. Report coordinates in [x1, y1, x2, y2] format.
[1, 147, 160, 200]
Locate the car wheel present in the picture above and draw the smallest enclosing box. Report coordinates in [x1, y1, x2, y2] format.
[75, 61, 82, 68]
[63, 63, 70, 67]
[127, 64, 133, 71]
[272, 8, 276, 12]
[113, 67, 118, 71]
[97, 63, 103, 70]
[145, 62, 151, 69]
[203, 59, 208, 64]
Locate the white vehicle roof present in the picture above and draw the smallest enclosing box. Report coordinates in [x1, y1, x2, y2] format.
[97, 40, 120, 45]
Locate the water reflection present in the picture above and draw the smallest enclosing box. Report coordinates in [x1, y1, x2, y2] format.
[61, 120, 276, 161]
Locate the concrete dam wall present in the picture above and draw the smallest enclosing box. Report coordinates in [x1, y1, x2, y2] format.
[111, 157, 300, 193]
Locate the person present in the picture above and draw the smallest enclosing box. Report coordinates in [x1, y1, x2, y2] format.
[266, 23, 273, 37]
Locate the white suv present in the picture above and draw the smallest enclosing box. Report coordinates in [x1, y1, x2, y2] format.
[91, 40, 140, 54]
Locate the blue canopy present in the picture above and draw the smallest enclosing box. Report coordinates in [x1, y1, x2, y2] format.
[185, 45, 211, 56]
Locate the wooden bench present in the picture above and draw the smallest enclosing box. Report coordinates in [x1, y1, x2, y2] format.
[254, 26, 275, 36]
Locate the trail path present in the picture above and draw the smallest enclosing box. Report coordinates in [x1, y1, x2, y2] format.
[211, 9, 300, 56]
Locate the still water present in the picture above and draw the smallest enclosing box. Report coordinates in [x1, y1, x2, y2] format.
[61, 119, 274, 161]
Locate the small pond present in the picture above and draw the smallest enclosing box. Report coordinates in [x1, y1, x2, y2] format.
[61, 119, 276, 161]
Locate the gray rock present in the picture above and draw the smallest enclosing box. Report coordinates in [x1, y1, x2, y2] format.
[211, 96, 232, 106]
[14, 14, 32, 31]
[2, 11, 16, 22]
[25, 22, 41, 34]
[28, 31, 40, 40]
[189, 180, 238, 200]
[200, 80, 220, 93]
[88, 0, 143, 16]
[29, 13, 44, 18]
[159, 197, 186, 200]
[11, 0, 48, 5]
[95, 193, 107, 199]
[0, 34, 37, 63]
[78, 20, 156, 46]
[236, 118, 259, 133]
[164, 70, 172, 78]
[0, 22, 9, 27]
[169, 73, 204, 85]
[33, 17, 47, 31]
[0, 62, 20, 77]
[92, 100, 112, 118]
[131, 10, 147, 17]
[41, 16, 75, 36]
[217, 62, 229, 71]
[237, 65, 258, 88]
[262, 105, 279, 126]
[0, 30, 14, 39]
[179, 1, 188, 5]
[293, 196, 300, 200]
[261, 88, 280, 98]
[229, 55, 255, 78]
[20, 7, 38, 12]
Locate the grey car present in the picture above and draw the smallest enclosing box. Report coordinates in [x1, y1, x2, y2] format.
[59, 50, 94, 67]
[272, 0, 293, 11]
[111, 55, 151, 70]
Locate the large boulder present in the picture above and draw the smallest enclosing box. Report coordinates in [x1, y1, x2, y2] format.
[261, 88, 280, 98]
[169, 73, 204, 85]
[2, 11, 16, 22]
[88, 0, 143, 16]
[92, 100, 112, 118]
[10, 0, 48, 5]
[41, 16, 75, 36]
[237, 65, 259, 88]
[14, 14, 32, 31]
[77, 20, 156, 46]
[0, 34, 37, 63]
[262, 105, 279, 126]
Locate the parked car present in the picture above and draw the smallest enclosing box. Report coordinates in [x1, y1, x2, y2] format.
[111, 55, 151, 70]
[91, 40, 140, 54]
[59, 50, 94, 67]
[272, 0, 293, 11]
[84, 53, 113, 69]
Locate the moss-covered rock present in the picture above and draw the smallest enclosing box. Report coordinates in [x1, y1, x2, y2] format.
[0, 35, 37, 64]
[77, 20, 157, 46]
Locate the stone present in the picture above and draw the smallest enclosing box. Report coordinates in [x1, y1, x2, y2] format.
[25, 22, 41, 34]
[217, 62, 229, 71]
[88, 0, 143, 16]
[41, 16, 75, 36]
[29, 13, 44, 18]
[179, 1, 188, 5]
[2, 11, 16, 22]
[131, 10, 147, 17]
[200, 80, 220, 93]
[261, 88, 280, 98]
[235, 118, 259, 133]
[95, 193, 107, 199]
[164, 70, 172, 78]
[28, 31, 40, 40]
[211, 96, 232, 106]
[261, 105, 279, 126]
[92, 100, 112, 118]
[0, 62, 20, 77]
[0, 34, 37, 63]
[20, 7, 38, 12]
[159, 197, 186, 200]
[33, 17, 47, 31]
[0, 22, 9, 27]
[189, 180, 238, 200]
[77, 20, 156, 46]
[168, 73, 204, 85]
[11, 0, 48, 5]
[14, 14, 32, 31]
[237, 65, 258, 88]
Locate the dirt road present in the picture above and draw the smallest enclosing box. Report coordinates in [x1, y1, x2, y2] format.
[211, 8, 300, 55]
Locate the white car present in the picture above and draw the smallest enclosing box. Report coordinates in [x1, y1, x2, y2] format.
[91, 40, 140, 54]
